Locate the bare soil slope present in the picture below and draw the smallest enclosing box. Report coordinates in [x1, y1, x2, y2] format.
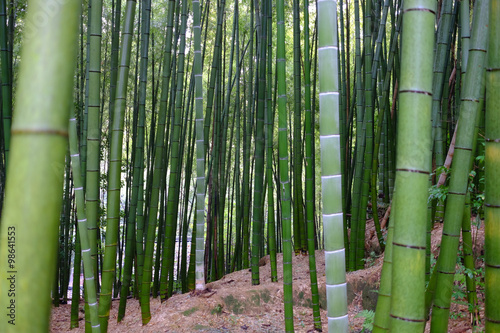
[50, 220, 485, 332]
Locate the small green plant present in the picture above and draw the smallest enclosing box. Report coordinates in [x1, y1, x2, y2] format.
[451, 282, 466, 303]
[450, 311, 466, 320]
[250, 291, 261, 306]
[362, 251, 379, 268]
[449, 256, 484, 325]
[355, 309, 375, 332]
[471, 139, 486, 217]
[473, 325, 485, 333]
[172, 280, 183, 293]
[211, 303, 224, 315]
[428, 183, 448, 204]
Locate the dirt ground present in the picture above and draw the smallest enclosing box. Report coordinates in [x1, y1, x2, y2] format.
[50, 218, 485, 333]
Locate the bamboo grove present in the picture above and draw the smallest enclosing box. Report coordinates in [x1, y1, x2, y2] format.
[0, 0, 499, 332]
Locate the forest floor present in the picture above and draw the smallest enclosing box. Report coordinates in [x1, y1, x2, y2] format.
[50, 218, 486, 333]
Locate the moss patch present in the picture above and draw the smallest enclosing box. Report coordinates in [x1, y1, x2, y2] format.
[223, 294, 245, 314]
[182, 307, 198, 316]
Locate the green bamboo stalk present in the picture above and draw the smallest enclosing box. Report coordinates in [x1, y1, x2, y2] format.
[230, 0, 242, 274]
[160, 0, 189, 298]
[218, 8, 241, 279]
[216, 3, 238, 280]
[188, 211, 197, 290]
[0, 1, 81, 331]
[69, 110, 100, 333]
[136, 1, 174, 299]
[203, 0, 225, 161]
[355, 0, 375, 270]
[242, 1, 253, 270]
[57, 160, 70, 306]
[430, 0, 488, 330]
[387, 82, 396, 199]
[85, 0, 103, 292]
[108, 0, 122, 130]
[265, 0, 277, 282]
[169, 79, 191, 290]
[226, 4, 241, 275]
[458, 0, 471, 123]
[318, 0, 348, 330]
[462, 192, 480, 324]
[70, 227, 82, 329]
[379, 105, 387, 200]
[373, 204, 394, 332]
[370, 11, 402, 253]
[61, 162, 73, 304]
[484, 1, 500, 328]
[277, 0, 293, 327]
[303, 0, 320, 327]
[80, 2, 90, 191]
[81, 5, 92, 328]
[389, 0, 435, 329]
[98, 1, 137, 330]
[0, 0, 11, 164]
[371, 0, 390, 88]
[431, 0, 454, 167]
[177, 82, 194, 286]
[370, 0, 399, 248]
[139, 0, 175, 318]
[118, 0, 151, 322]
[53, 240, 60, 308]
[209, 43, 223, 280]
[460, 0, 470, 69]
[349, 0, 365, 270]
[135, 163, 146, 297]
[432, 0, 456, 225]
[337, 0, 349, 260]
[251, 0, 267, 285]
[77, 2, 84, 173]
[180, 109, 196, 292]
[292, 0, 305, 255]
[152, 187, 166, 297]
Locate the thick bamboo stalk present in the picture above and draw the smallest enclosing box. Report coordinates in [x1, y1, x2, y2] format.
[485, 1, 500, 329]
[0, 1, 81, 331]
[430, 1, 488, 330]
[389, 0, 435, 329]
[318, 0, 348, 330]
